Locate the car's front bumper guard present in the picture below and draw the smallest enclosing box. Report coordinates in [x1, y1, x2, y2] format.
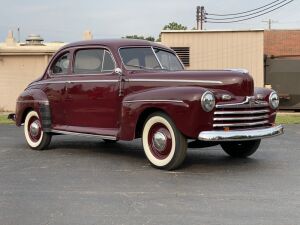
[198, 125, 284, 142]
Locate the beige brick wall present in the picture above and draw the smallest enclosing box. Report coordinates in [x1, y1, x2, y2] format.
[0, 54, 52, 111]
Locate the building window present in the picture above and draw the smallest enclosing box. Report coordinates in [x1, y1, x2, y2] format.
[171, 47, 190, 67]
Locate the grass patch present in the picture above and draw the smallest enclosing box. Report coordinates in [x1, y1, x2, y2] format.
[0, 115, 14, 125]
[276, 114, 300, 124]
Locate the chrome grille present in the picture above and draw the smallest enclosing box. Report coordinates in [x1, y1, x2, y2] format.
[213, 96, 270, 130]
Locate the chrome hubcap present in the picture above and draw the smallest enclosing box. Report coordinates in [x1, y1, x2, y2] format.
[152, 131, 167, 151]
[30, 121, 40, 137]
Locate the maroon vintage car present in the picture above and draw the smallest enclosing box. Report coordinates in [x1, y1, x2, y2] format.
[9, 39, 283, 170]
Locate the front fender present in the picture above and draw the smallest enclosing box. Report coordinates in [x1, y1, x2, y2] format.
[119, 87, 214, 140]
[15, 88, 51, 130]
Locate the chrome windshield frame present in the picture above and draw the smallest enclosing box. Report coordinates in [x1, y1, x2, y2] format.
[118, 46, 184, 71]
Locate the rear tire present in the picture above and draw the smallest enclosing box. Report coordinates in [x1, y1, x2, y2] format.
[220, 140, 261, 158]
[142, 112, 187, 170]
[24, 110, 52, 150]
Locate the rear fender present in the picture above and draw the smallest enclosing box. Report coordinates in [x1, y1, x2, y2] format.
[15, 89, 51, 132]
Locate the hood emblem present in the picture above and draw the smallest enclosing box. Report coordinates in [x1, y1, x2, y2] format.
[221, 94, 232, 100]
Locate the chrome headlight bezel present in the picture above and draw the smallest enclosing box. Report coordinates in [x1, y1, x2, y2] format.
[269, 91, 279, 109]
[201, 91, 215, 112]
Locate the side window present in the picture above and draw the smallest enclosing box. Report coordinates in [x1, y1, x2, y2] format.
[51, 52, 70, 75]
[73, 49, 115, 74]
[102, 51, 115, 72]
[74, 49, 104, 74]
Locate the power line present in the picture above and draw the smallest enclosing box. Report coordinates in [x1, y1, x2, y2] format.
[206, 0, 289, 20]
[207, 0, 284, 16]
[205, 0, 294, 23]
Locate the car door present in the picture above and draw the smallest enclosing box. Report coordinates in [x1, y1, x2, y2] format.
[43, 51, 70, 127]
[65, 47, 120, 136]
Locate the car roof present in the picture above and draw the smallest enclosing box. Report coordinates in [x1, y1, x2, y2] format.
[61, 39, 172, 51]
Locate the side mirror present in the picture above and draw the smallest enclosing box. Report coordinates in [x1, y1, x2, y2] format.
[114, 68, 123, 76]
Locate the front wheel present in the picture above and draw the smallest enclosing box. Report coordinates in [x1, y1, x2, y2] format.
[220, 140, 261, 158]
[142, 112, 187, 170]
[24, 110, 52, 150]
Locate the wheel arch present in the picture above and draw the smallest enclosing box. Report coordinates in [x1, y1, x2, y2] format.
[135, 107, 169, 139]
[21, 107, 34, 124]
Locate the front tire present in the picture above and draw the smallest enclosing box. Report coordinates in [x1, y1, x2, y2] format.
[142, 112, 187, 170]
[24, 110, 52, 150]
[220, 140, 261, 158]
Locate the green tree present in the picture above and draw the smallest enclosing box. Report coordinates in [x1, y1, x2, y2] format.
[124, 35, 155, 42]
[157, 22, 187, 42]
[163, 22, 187, 31]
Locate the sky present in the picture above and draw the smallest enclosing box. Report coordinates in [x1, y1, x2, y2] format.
[0, 0, 299, 42]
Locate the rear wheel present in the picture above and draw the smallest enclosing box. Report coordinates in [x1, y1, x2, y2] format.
[220, 140, 261, 158]
[142, 112, 187, 170]
[24, 110, 52, 150]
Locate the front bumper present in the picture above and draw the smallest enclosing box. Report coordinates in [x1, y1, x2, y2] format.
[198, 125, 284, 142]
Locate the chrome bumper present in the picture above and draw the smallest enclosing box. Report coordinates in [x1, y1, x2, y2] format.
[198, 125, 284, 142]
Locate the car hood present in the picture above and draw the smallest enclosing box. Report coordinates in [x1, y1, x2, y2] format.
[127, 70, 254, 97]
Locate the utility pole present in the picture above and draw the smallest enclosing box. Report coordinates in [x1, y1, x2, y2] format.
[17, 27, 20, 43]
[196, 6, 205, 30]
[262, 19, 278, 30]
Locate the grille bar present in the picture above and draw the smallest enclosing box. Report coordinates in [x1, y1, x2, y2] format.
[213, 96, 271, 130]
[213, 115, 269, 121]
[213, 120, 269, 128]
[214, 109, 270, 115]
[216, 96, 268, 109]
[216, 102, 268, 109]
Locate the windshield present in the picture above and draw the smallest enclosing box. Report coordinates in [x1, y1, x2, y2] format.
[119, 47, 184, 71]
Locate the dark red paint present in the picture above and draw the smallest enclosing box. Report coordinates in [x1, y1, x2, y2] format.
[15, 39, 277, 140]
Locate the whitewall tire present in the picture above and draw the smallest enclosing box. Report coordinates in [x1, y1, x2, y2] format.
[24, 110, 51, 150]
[142, 112, 187, 170]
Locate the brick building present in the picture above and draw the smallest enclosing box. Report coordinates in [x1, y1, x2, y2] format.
[264, 30, 300, 57]
[264, 30, 300, 110]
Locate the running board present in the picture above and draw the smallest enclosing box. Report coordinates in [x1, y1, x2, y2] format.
[51, 129, 117, 140]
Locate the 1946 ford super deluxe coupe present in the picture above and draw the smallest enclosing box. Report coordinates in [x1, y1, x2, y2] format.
[9, 39, 284, 170]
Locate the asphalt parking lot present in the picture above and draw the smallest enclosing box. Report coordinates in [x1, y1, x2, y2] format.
[0, 125, 299, 225]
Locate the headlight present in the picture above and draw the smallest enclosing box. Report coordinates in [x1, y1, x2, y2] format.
[269, 92, 279, 109]
[201, 91, 215, 112]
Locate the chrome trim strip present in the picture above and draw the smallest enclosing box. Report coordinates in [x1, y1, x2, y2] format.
[213, 120, 269, 128]
[213, 115, 269, 121]
[198, 125, 284, 142]
[151, 46, 163, 69]
[118, 45, 185, 71]
[30, 79, 118, 86]
[16, 100, 49, 105]
[214, 109, 270, 115]
[51, 129, 117, 140]
[216, 96, 268, 109]
[123, 100, 184, 104]
[128, 78, 222, 84]
[226, 68, 249, 74]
